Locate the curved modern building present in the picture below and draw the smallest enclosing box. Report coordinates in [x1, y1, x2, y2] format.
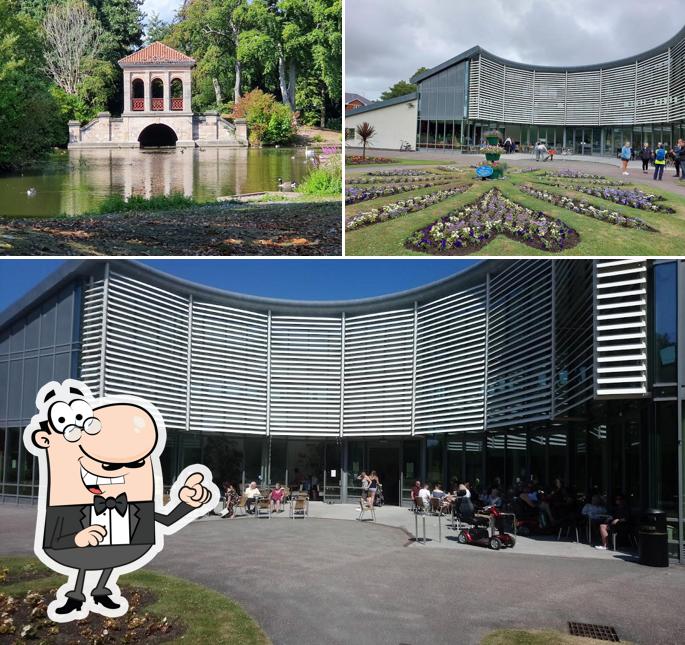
[346, 26, 685, 155]
[0, 260, 683, 558]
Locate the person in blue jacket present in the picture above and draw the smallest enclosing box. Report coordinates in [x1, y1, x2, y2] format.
[620, 142, 631, 176]
[653, 143, 667, 181]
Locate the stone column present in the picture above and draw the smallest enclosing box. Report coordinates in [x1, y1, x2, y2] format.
[165, 71, 171, 112]
[145, 72, 151, 112]
[123, 71, 131, 114]
[234, 118, 248, 144]
[183, 70, 192, 113]
[68, 121, 81, 145]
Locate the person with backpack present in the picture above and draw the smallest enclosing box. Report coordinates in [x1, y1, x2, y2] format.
[620, 141, 632, 175]
[640, 143, 652, 174]
[654, 143, 667, 181]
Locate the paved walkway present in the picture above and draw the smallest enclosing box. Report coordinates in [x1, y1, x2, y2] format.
[346, 149, 685, 197]
[1, 502, 683, 645]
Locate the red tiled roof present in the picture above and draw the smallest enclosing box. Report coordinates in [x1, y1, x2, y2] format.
[119, 42, 195, 66]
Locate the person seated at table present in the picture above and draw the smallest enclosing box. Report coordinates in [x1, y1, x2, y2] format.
[270, 482, 285, 513]
[485, 487, 502, 508]
[244, 481, 261, 514]
[581, 494, 608, 541]
[417, 483, 431, 510]
[597, 495, 629, 550]
[410, 480, 421, 504]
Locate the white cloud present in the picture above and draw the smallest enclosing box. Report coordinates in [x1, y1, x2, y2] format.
[346, 0, 683, 100]
[142, 0, 183, 22]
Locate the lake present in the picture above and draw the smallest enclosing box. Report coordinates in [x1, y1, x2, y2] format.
[0, 148, 310, 217]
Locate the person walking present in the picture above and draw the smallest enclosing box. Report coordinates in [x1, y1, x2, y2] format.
[678, 139, 685, 182]
[620, 141, 632, 175]
[654, 143, 667, 181]
[640, 143, 652, 174]
[673, 141, 682, 178]
[534, 141, 542, 162]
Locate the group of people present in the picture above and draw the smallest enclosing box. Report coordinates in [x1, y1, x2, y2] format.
[410, 480, 477, 520]
[622, 140, 685, 182]
[533, 141, 556, 162]
[220, 480, 288, 518]
[357, 471, 381, 507]
[581, 493, 629, 550]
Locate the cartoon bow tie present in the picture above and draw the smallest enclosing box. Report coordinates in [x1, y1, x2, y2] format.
[93, 493, 128, 517]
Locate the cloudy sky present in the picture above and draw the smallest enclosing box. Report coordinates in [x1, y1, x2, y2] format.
[142, 0, 183, 22]
[346, 0, 683, 100]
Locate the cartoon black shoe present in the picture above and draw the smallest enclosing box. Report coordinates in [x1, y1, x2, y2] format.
[55, 597, 84, 614]
[93, 594, 121, 609]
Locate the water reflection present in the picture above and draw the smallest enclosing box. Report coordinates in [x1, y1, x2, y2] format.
[0, 148, 309, 217]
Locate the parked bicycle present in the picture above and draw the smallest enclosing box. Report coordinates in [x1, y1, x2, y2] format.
[399, 140, 413, 151]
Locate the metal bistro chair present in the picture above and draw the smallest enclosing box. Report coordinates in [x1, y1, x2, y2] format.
[358, 499, 376, 522]
[255, 496, 272, 519]
[290, 495, 309, 519]
[233, 495, 248, 517]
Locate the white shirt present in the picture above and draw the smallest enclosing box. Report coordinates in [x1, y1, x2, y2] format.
[90, 505, 131, 546]
[418, 489, 431, 503]
[245, 487, 261, 499]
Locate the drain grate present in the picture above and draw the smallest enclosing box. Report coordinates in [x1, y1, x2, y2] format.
[568, 622, 620, 642]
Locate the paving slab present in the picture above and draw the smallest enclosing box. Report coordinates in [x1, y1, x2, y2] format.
[1, 502, 683, 645]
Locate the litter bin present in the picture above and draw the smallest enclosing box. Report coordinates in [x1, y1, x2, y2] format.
[638, 509, 669, 567]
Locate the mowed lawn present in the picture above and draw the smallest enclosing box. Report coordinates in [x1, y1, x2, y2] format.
[345, 165, 685, 256]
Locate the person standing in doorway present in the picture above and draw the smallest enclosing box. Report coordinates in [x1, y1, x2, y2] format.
[654, 143, 666, 181]
[640, 143, 652, 174]
[620, 141, 632, 175]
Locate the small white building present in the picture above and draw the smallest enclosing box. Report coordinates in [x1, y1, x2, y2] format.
[345, 93, 418, 152]
[68, 42, 247, 149]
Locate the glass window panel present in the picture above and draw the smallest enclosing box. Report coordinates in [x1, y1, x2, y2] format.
[653, 262, 678, 383]
[4, 428, 18, 495]
[24, 311, 40, 351]
[203, 434, 243, 489]
[426, 435, 443, 484]
[486, 433, 505, 491]
[0, 427, 4, 491]
[0, 361, 8, 420]
[269, 438, 287, 485]
[39, 303, 56, 349]
[529, 433, 547, 486]
[464, 433, 483, 492]
[548, 432, 568, 486]
[446, 436, 462, 487]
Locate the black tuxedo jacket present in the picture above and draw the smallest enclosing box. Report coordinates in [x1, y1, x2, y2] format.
[43, 500, 193, 550]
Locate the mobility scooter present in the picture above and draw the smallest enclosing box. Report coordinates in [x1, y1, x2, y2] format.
[457, 506, 516, 550]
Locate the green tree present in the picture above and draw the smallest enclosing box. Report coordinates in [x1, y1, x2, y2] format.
[145, 11, 173, 44]
[0, 0, 64, 169]
[380, 66, 428, 100]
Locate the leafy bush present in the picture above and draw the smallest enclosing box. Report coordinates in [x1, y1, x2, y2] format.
[231, 89, 295, 146]
[300, 157, 342, 196]
[96, 193, 199, 214]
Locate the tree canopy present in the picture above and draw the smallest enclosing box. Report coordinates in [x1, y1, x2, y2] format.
[380, 67, 428, 100]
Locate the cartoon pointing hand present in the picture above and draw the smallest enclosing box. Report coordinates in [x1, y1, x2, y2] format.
[178, 472, 212, 508]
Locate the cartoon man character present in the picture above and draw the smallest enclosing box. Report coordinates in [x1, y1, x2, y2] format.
[23, 379, 219, 622]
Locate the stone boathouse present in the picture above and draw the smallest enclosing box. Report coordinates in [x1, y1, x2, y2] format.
[68, 42, 247, 149]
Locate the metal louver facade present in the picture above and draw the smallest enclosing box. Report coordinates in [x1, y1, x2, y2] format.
[64, 259, 646, 440]
[593, 259, 648, 397]
[421, 26, 685, 126]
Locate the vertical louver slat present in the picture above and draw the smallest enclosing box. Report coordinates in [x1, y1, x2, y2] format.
[636, 51, 670, 123]
[415, 285, 487, 434]
[190, 301, 268, 435]
[269, 316, 341, 436]
[671, 38, 685, 122]
[102, 272, 189, 430]
[554, 260, 594, 415]
[80, 279, 105, 393]
[486, 261, 554, 427]
[343, 309, 414, 436]
[594, 259, 648, 396]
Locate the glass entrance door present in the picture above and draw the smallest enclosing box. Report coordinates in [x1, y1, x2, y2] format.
[368, 442, 400, 505]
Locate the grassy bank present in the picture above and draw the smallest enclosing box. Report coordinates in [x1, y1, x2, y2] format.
[0, 555, 270, 644]
[345, 166, 685, 256]
[0, 199, 342, 256]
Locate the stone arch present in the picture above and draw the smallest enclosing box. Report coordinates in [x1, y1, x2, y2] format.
[171, 78, 184, 111]
[131, 78, 145, 111]
[151, 78, 164, 111]
[138, 123, 178, 148]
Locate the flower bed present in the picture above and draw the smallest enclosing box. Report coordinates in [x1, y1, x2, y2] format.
[519, 184, 657, 231]
[540, 170, 618, 181]
[346, 155, 393, 165]
[347, 175, 444, 185]
[345, 180, 453, 205]
[534, 177, 629, 187]
[406, 189, 578, 254]
[572, 186, 674, 213]
[346, 185, 470, 230]
[437, 166, 466, 172]
[365, 169, 436, 177]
